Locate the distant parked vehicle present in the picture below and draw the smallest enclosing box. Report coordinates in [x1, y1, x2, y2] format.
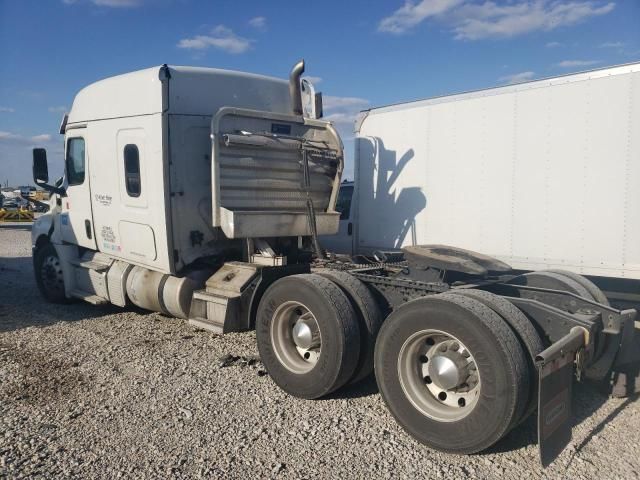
[18, 185, 36, 198]
[2, 198, 20, 210]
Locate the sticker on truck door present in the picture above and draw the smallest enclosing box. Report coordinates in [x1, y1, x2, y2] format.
[101, 225, 121, 252]
[94, 193, 113, 207]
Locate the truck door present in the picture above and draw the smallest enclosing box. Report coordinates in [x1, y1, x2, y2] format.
[320, 183, 354, 255]
[60, 133, 97, 249]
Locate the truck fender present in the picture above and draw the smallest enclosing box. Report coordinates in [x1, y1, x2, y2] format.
[247, 264, 311, 330]
[31, 213, 54, 249]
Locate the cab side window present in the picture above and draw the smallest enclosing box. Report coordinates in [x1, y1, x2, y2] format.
[66, 138, 85, 185]
[124, 144, 141, 197]
[336, 185, 354, 220]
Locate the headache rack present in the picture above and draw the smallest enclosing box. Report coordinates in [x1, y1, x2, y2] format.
[211, 107, 344, 240]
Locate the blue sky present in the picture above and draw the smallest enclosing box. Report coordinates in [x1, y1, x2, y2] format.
[1, 0, 638, 186]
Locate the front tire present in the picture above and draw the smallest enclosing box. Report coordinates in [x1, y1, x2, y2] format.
[256, 274, 360, 399]
[33, 242, 68, 304]
[375, 293, 528, 454]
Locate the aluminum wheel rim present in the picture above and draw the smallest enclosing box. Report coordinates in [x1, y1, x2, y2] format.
[41, 254, 64, 295]
[398, 329, 481, 422]
[270, 301, 321, 374]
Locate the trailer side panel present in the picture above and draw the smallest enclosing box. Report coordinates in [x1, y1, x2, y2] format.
[355, 63, 640, 280]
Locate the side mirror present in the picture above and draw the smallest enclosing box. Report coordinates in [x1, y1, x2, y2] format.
[32, 148, 65, 196]
[33, 148, 49, 184]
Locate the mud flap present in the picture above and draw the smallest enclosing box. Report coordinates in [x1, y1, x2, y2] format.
[536, 327, 587, 467]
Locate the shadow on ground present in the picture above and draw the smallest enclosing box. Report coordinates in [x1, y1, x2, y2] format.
[0, 255, 128, 333]
[331, 365, 637, 460]
[483, 379, 636, 457]
[327, 375, 379, 400]
[0, 224, 33, 231]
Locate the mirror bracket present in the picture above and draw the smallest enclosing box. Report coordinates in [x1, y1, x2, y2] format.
[38, 182, 66, 197]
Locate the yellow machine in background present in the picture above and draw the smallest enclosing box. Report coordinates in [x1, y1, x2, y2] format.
[0, 208, 34, 222]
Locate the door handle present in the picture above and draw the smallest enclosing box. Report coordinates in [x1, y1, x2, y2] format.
[85, 219, 92, 239]
[347, 222, 353, 236]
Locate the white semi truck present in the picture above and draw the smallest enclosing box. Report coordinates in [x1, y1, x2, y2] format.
[31, 61, 640, 467]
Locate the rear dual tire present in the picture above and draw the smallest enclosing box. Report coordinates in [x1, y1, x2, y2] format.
[375, 293, 529, 454]
[316, 269, 383, 384]
[451, 289, 543, 424]
[256, 274, 361, 399]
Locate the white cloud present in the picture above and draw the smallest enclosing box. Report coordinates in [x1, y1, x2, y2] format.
[323, 96, 370, 110]
[93, 0, 141, 5]
[323, 112, 359, 124]
[177, 26, 252, 54]
[63, 0, 142, 6]
[248, 16, 267, 29]
[320, 98, 369, 179]
[556, 59, 600, 68]
[499, 71, 536, 84]
[0, 131, 20, 141]
[0, 132, 62, 186]
[600, 41, 624, 48]
[453, 1, 615, 40]
[48, 106, 67, 113]
[379, 0, 464, 34]
[0, 131, 54, 145]
[546, 41, 562, 47]
[378, 1, 615, 40]
[303, 76, 322, 84]
[0, 106, 15, 113]
[18, 90, 44, 100]
[322, 96, 370, 138]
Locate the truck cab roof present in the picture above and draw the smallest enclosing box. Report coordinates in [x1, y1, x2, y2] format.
[67, 65, 292, 124]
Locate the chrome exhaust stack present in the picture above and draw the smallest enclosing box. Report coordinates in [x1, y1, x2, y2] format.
[289, 59, 305, 116]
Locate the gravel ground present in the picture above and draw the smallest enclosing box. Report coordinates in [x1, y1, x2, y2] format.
[1, 223, 640, 479]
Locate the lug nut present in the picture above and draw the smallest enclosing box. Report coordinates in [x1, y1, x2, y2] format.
[450, 342, 460, 351]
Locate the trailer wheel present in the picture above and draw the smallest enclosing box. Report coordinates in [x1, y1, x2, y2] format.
[450, 289, 543, 424]
[546, 270, 609, 306]
[33, 243, 69, 304]
[374, 293, 528, 454]
[316, 269, 383, 384]
[256, 274, 360, 399]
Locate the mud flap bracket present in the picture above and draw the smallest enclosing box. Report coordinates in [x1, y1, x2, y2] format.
[536, 326, 588, 467]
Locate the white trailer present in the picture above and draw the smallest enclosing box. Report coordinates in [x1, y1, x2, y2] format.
[324, 63, 640, 301]
[30, 61, 640, 467]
